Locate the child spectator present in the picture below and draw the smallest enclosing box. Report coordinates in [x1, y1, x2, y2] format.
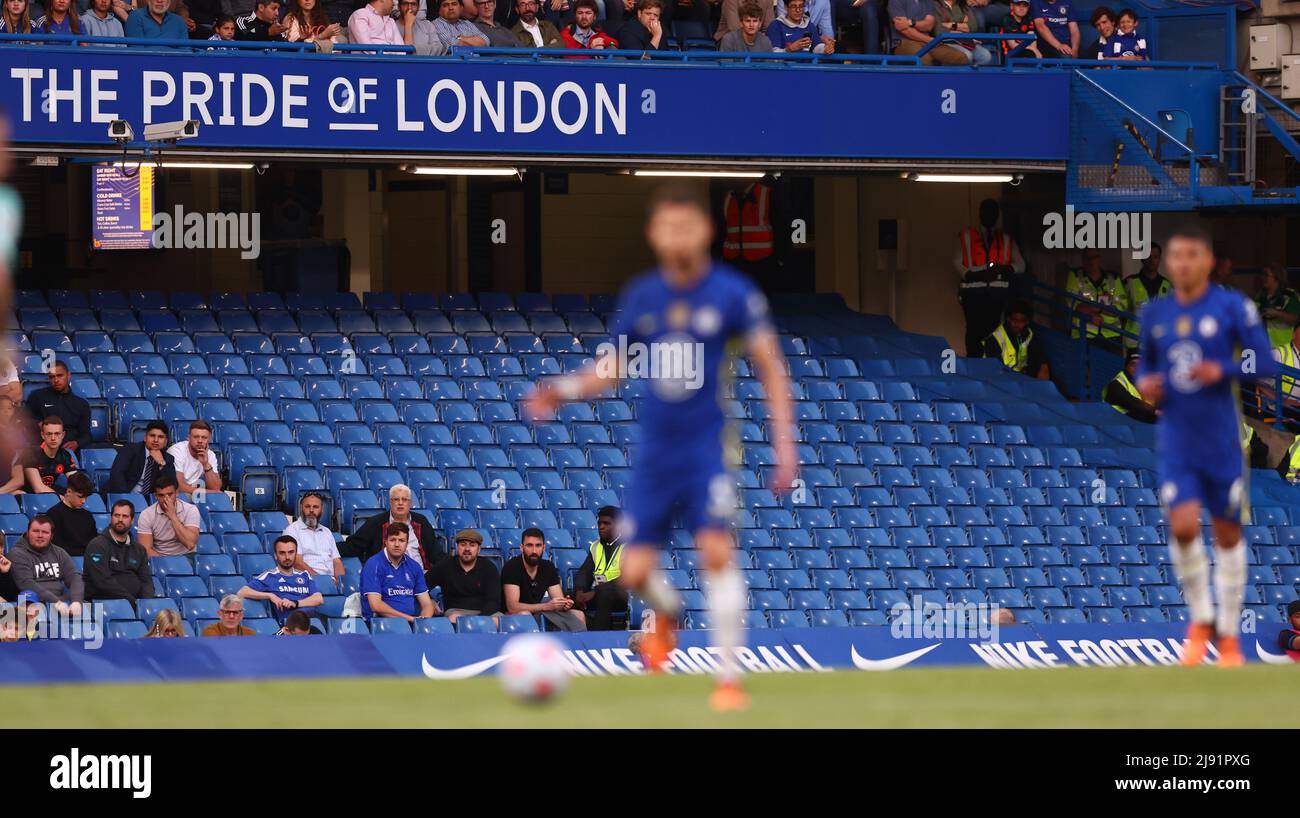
[999, 0, 1037, 56]
[1109, 7, 1145, 60]
[719, 0, 771, 51]
[0, 0, 33, 32]
[82, 0, 125, 37]
[206, 10, 232, 36]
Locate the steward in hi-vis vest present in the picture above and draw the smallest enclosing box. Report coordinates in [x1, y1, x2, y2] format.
[954, 198, 1025, 357]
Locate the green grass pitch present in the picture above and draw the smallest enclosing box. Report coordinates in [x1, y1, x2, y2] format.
[2, 664, 1297, 728]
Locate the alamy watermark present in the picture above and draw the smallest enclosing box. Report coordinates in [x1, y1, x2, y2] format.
[1042, 205, 1152, 260]
[595, 334, 706, 400]
[889, 595, 1004, 643]
[1, 599, 106, 648]
[151, 205, 261, 260]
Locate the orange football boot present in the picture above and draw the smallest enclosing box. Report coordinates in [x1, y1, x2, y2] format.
[638, 613, 677, 673]
[1216, 634, 1244, 668]
[1181, 622, 1215, 667]
[709, 680, 751, 713]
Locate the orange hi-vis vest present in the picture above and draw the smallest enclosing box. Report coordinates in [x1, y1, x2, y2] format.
[722, 183, 774, 262]
[958, 227, 1014, 271]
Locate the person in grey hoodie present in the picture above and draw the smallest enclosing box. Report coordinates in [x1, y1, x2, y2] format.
[9, 513, 84, 614]
[84, 499, 154, 604]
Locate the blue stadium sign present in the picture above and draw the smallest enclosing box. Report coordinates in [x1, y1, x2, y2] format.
[0, 46, 1071, 160]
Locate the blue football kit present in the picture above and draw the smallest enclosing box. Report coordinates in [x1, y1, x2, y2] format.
[248, 567, 321, 623]
[360, 551, 428, 618]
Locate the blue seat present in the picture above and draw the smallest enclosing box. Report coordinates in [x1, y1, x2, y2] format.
[457, 615, 498, 634]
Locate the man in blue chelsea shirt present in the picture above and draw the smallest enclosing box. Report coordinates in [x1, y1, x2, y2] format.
[239, 536, 325, 625]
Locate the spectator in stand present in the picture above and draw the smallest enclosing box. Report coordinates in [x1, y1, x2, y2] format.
[0, 533, 18, 602]
[1121, 242, 1166, 348]
[0, 395, 27, 495]
[24, 416, 79, 495]
[10, 590, 44, 640]
[1066, 248, 1126, 345]
[1108, 7, 1145, 60]
[8, 514, 83, 615]
[360, 522, 437, 622]
[0, 0, 33, 32]
[283, 491, 343, 591]
[472, 0, 515, 44]
[168, 420, 221, 497]
[538, 0, 569, 27]
[206, 10, 232, 36]
[144, 608, 184, 637]
[430, 0, 485, 48]
[1105, 352, 1156, 423]
[239, 535, 324, 625]
[202, 594, 256, 636]
[513, 0, 559, 46]
[1031, 0, 1076, 58]
[714, 0, 769, 48]
[1278, 600, 1300, 662]
[561, 0, 615, 48]
[1254, 262, 1300, 350]
[124, 0, 189, 37]
[186, 0, 220, 34]
[343, 483, 442, 569]
[33, 0, 80, 33]
[169, 0, 198, 32]
[348, 0, 403, 44]
[604, 0, 634, 30]
[278, 609, 323, 634]
[105, 419, 176, 494]
[82, 0, 125, 36]
[234, 0, 287, 38]
[965, 0, 1006, 31]
[573, 506, 629, 630]
[47, 471, 97, 558]
[84, 499, 155, 604]
[135, 474, 200, 557]
[616, 0, 662, 50]
[284, 0, 341, 42]
[25, 361, 91, 453]
[889, 0, 968, 64]
[933, 0, 988, 64]
[502, 527, 585, 631]
[719, 0, 770, 51]
[775, 0, 833, 53]
[426, 528, 501, 625]
[831, 0, 878, 53]
[1085, 5, 1112, 60]
[981, 300, 1049, 379]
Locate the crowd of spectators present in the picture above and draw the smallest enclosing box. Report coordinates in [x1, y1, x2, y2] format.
[0, 0, 1154, 62]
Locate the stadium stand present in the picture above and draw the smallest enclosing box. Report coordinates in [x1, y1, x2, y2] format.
[9, 289, 1297, 639]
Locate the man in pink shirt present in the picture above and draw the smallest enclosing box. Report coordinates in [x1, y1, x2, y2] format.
[349, 0, 403, 44]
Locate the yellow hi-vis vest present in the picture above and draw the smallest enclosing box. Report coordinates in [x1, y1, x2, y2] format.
[988, 325, 1032, 373]
[1241, 420, 1254, 452]
[1274, 342, 1300, 397]
[1123, 273, 1170, 343]
[589, 539, 624, 583]
[1108, 370, 1141, 414]
[1285, 436, 1300, 482]
[1067, 270, 1126, 339]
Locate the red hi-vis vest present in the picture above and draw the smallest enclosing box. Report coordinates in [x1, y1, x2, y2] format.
[958, 227, 1013, 271]
[722, 183, 774, 262]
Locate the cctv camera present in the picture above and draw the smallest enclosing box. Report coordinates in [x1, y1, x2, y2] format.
[143, 119, 200, 143]
[107, 120, 134, 144]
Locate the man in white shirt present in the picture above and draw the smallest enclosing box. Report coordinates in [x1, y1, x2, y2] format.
[168, 420, 222, 497]
[283, 491, 344, 590]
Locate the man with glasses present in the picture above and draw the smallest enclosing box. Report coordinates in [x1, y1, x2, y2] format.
[202, 594, 256, 637]
[283, 492, 344, 591]
[512, 0, 561, 46]
[430, 0, 487, 48]
[472, 0, 516, 44]
[343, 483, 442, 570]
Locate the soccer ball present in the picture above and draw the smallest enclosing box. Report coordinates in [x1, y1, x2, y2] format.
[499, 634, 570, 703]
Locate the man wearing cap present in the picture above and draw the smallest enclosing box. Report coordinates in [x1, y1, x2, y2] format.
[998, 0, 1040, 57]
[1278, 600, 1300, 662]
[1104, 352, 1156, 423]
[283, 492, 344, 591]
[426, 528, 501, 625]
[573, 506, 630, 630]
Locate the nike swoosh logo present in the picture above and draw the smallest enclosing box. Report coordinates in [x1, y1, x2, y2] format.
[421, 652, 510, 680]
[1254, 640, 1294, 665]
[850, 643, 942, 671]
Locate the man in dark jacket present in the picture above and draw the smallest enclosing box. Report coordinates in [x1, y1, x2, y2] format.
[617, 0, 665, 50]
[511, 0, 562, 45]
[47, 471, 99, 558]
[105, 420, 177, 494]
[25, 361, 93, 452]
[339, 483, 444, 569]
[84, 499, 155, 604]
[8, 514, 84, 612]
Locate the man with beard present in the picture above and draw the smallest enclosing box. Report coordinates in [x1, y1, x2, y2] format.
[512, 0, 561, 46]
[83, 500, 155, 604]
[239, 536, 325, 625]
[426, 529, 501, 626]
[561, 0, 617, 48]
[283, 492, 343, 592]
[501, 528, 585, 631]
[8, 514, 83, 615]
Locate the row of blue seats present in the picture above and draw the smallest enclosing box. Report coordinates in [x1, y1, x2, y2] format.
[16, 289, 616, 314]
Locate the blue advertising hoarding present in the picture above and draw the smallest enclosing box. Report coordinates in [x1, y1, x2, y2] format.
[0, 45, 1071, 160]
[91, 163, 155, 250]
[0, 623, 1292, 686]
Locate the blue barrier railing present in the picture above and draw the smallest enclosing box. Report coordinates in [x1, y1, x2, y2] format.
[0, 31, 415, 54]
[1028, 277, 1300, 424]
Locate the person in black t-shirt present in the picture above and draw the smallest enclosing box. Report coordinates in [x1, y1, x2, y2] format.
[234, 0, 288, 38]
[500, 528, 585, 631]
[426, 528, 501, 626]
[47, 471, 98, 558]
[24, 416, 79, 495]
